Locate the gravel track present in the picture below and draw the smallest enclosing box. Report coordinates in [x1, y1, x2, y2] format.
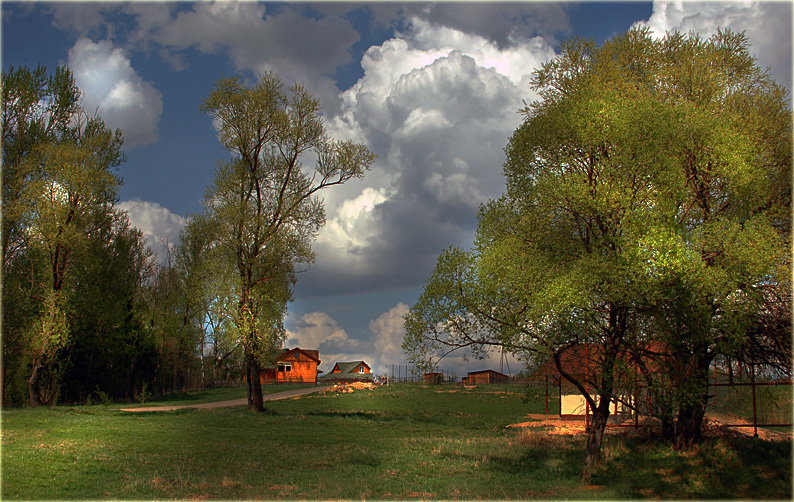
[118, 386, 330, 412]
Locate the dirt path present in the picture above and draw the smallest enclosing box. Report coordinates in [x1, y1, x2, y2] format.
[118, 386, 330, 412]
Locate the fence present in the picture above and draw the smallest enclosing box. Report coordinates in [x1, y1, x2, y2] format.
[384, 365, 460, 384]
[707, 358, 792, 437]
[524, 357, 792, 435]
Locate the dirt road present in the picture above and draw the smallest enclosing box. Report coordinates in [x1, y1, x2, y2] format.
[119, 386, 330, 412]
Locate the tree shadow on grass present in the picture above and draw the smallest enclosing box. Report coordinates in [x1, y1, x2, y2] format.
[589, 435, 792, 499]
[487, 433, 584, 484]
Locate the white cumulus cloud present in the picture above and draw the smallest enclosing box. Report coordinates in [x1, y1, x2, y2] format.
[67, 38, 163, 148]
[369, 302, 411, 374]
[117, 199, 186, 262]
[633, 1, 792, 90]
[303, 18, 557, 296]
[286, 312, 371, 372]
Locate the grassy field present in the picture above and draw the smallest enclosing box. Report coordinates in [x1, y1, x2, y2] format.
[1, 383, 791, 500]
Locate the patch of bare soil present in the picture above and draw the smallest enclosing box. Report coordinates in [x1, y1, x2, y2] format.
[507, 413, 793, 442]
[703, 411, 793, 442]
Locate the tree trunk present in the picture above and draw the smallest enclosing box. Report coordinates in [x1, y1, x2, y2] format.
[583, 392, 612, 479]
[28, 355, 45, 407]
[674, 401, 706, 449]
[672, 347, 712, 449]
[246, 353, 264, 412]
[660, 402, 675, 442]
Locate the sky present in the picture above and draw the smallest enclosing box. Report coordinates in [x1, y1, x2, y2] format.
[3, 0, 792, 378]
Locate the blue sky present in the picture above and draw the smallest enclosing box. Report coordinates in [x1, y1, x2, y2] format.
[3, 1, 791, 376]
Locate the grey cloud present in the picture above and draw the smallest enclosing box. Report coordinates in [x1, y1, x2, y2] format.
[313, 2, 572, 46]
[406, 2, 572, 47]
[318, 337, 373, 355]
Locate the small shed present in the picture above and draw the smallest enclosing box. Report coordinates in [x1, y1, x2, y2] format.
[461, 369, 508, 385]
[534, 345, 631, 419]
[259, 348, 321, 385]
[423, 372, 443, 384]
[318, 360, 373, 384]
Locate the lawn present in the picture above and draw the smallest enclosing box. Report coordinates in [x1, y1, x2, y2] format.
[1, 383, 791, 500]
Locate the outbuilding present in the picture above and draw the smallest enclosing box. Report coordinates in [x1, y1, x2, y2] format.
[533, 345, 632, 419]
[461, 369, 509, 385]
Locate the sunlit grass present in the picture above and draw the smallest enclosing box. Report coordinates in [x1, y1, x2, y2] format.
[2, 383, 790, 500]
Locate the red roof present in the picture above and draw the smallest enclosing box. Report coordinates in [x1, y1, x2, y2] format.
[280, 347, 321, 364]
[534, 345, 599, 377]
[534, 342, 668, 377]
[467, 369, 508, 378]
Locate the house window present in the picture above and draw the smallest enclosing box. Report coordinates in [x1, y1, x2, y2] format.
[278, 363, 292, 372]
[359, 366, 365, 374]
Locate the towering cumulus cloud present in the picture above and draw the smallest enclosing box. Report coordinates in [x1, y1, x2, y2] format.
[308, 18, 557, 297]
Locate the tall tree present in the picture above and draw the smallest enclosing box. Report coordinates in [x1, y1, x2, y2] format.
[2, 65, 81, 268]
[638, 29, 791, 448]
[199, 73, 375, 411]
[2, 65, 126, 406]
[405, 27, 790, 473]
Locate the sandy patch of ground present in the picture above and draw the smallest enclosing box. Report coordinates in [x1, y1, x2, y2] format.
[320, 382, 378, 394]
[507, 412, 792, 441]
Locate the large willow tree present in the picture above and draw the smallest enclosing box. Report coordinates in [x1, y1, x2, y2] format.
[199, 73, 375, 411]
[405, 28, 790, 474]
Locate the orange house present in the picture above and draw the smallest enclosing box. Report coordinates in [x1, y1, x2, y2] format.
[259, 348, 321, 384]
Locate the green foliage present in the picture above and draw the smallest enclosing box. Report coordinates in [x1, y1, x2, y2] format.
[1, 64, 153, 407]
[405, 27, 790, 458]
[93, 385, 112, 406]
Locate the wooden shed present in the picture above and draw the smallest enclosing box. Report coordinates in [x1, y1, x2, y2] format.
[259, 348, 321, 385]
[318, 361, 373, 384]
[534, 345, 632, 419]
[461, 369, 508, 385]
[423, 372, 443, 384]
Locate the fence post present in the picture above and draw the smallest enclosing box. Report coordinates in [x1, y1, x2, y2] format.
[545, 376, 549, 417]
[751, 361, 758, 438]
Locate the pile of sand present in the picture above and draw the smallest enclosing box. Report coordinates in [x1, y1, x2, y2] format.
[321, 382, 379, 394]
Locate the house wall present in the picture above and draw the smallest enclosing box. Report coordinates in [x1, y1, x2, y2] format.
[466, 371, 507, 385]
[275, 359, 317, 383]
[260, 353, 318, 384]
[560, 376, 631, 417]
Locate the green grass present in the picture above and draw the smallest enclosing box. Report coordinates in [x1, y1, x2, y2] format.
[2, 384, 790, 500]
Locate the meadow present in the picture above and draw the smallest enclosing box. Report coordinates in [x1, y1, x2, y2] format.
[1, 383, 791, 500]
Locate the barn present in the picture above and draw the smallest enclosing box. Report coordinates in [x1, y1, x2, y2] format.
[318, 361, 373, 384]
[461, 369, 509, 385]
[259, 348, 321, 385]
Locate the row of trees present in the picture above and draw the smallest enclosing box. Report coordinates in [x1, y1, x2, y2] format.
[2, 65, 212, 406]
[403, 28, 791, 475]
[2, 65, 374, 409]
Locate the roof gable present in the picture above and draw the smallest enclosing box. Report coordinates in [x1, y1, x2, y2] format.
[332, 361, 369, 374]
[278, 347, 321, 364]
